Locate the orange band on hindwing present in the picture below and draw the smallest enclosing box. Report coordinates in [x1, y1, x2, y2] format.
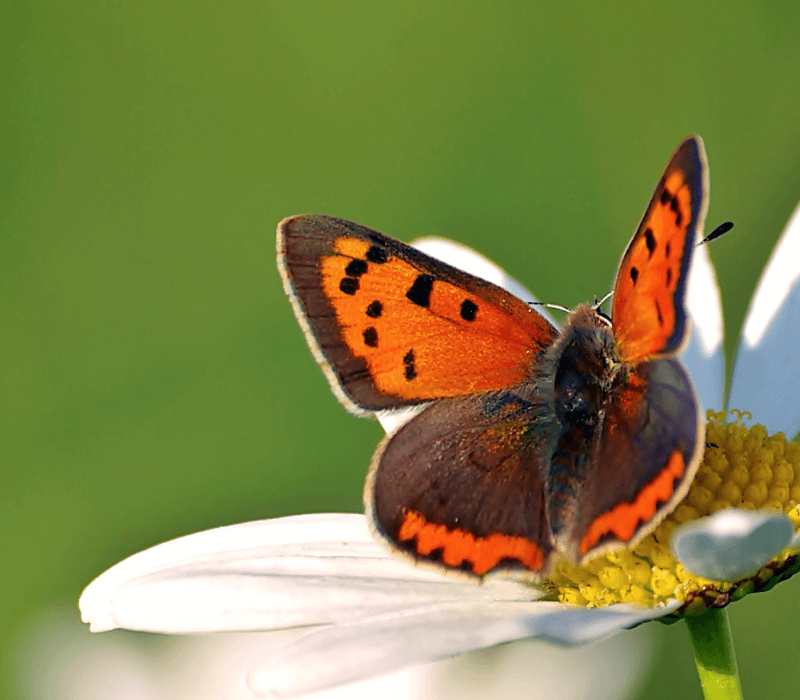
[398, 510, 545, 574]
[579, 451, 685, 554]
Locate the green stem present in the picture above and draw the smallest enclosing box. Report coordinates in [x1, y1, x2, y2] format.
[684, 608, 744, 700]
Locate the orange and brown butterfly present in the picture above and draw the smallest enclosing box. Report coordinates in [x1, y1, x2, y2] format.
[277, 136, 708, 581]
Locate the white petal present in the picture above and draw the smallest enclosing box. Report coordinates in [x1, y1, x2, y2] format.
[248, 600, 678, 697]
[376, 405, 427, 436]
[683, 243, 725, 411]
[23, 607, 439, 700]
[790, 506, 800, 549]
[729, 202, 800, 436]
[424, 630, 653, 700]
[80, 513, 539, 634]
[670, 508, 794, 581]
[376, 237, 553, 434]
[25, 607, 652, 700]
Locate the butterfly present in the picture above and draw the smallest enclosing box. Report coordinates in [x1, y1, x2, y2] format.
[277, 136, 708, 580]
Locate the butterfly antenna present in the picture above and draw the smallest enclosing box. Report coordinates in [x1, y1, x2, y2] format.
[698, 221, 734, 246]
[529, 300, 572, 314]
[593, 291, 613, 310]
[590, 291, 613, 322]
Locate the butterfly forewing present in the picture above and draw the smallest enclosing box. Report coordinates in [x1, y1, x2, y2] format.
[278, 215, 558, 413]
[611, 136, 709, 362]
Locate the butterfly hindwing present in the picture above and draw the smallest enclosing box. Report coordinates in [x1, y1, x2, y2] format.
[571, 358, 704, 561]
[611, 136, 709, 362]
[278, 215, 558, 414]
[366, 387, 553, 579]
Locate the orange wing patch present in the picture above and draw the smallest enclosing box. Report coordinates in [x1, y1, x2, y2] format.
[279, 215, 558, 411]
[318, 234, 555, 402]
[399, 509, 545, 574]
[279, 209, 556, 409]
[612, 137, 708, 363]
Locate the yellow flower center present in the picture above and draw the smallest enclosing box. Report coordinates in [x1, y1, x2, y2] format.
[544, 410, 800, 614]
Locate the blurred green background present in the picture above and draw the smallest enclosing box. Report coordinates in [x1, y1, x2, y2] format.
[3, 2, 800, 698]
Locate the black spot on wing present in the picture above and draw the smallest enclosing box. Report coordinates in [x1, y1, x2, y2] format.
[645, 228, 656, 257]
[660, 188, 672, 205]
[366, 300, 383, 318]
[340, 277, 359, 295]
[363, 327, 378, 347]
[403, 349, 417, 380]
[366, 245, 388, 264]
[670, 196, 682, 226]
[460, 299, 478, 321]
[630, 267, 639, 285]
[406, 274, 434, 307]
[345, 259, 368, 277]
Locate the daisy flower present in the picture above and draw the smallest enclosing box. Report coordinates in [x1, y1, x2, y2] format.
[79, 202, 800, 699]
